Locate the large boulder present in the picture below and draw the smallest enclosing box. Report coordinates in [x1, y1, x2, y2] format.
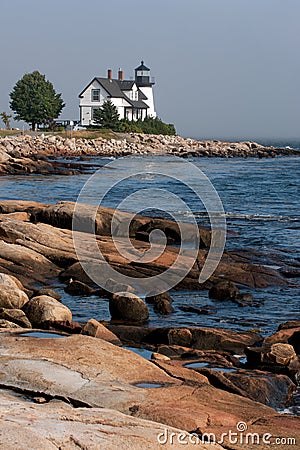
[59, 261, 93, 284]
[82, 318, 122, 345]
[153, 298, 174, 315]
[64, 279, 95, 296]
[0, 241, 60, 287]
[104, 278, 135, 295]
[106, 325, 262, 354]
[197, 367, 296, 410]
[278, 320, 300, 330]
[0, 273, 29, 309]
[0, 308, 31, 328]
[0, 148, 10, 164]
[0, 319, 21, 329]
[146, 292, 174, 315]
[209, 280, 240, 301]
[246, 342, 298, 377]
[109, 292, 149, 323]
[0, 211, 30, 222]
[145, 292, 174, 304]
[168, 328, 193, 347]
[192, 327, 262, 354]
[23, 295, 72, 327]
[262, 343, 296, 366]
[0, 220, 76, 269]
[36, 288, 62, 301]
[263, 327, 300, 354]
[0, 200, 47, 215]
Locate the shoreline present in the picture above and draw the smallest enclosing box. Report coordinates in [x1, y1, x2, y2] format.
[0, 132, 299, 176]
[0, 132, 299, 177]
[0, 199, 298, 446]
[0, 143, 299, 445]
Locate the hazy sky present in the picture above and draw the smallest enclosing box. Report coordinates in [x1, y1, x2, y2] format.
[1, 0, 299, 140]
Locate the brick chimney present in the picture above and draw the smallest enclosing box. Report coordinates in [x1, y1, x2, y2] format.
[118, 69, 124, 81]
[107, 69, 112, 80]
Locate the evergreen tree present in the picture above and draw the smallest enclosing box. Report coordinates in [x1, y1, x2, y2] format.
[93, 101, 120, 130]
[10, 71, 65, 131]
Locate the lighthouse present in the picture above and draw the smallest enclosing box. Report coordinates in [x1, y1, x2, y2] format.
[135, 61, 156, 118]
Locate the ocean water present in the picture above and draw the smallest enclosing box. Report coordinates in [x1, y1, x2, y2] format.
[0, 155, 299, 335]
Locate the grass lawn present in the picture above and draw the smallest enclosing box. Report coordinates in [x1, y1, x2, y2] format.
[0, 129, 122, 140]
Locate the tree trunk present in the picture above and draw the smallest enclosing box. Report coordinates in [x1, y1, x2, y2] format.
[31, 122, 36, 131]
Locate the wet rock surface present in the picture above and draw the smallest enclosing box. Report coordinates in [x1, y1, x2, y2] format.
[109, 292, 150, 323]
[209, 280, 240, 301]
[108, 325, 262, 354]
[82, 318, 122, 345]
[0, 308, 32, 328]
[245, 327, 300, 384]
[0, 389, 207, 450]
[64, 279, 96, 296]
[0, 198, 298, 447]
[23, 295, 72, 327]
[191, 366, 295, 410]
[0, 200, 289, 292]
[0, 273, 29, 308]
[0, 331, 298, 449]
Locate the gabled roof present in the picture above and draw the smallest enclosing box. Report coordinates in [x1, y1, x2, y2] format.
[127, 99, 149, 109]
[139, 90, 147, 100]
[135, 60, 150, 71]
[79, 77, 149, 109]
[118, 80, 135, 90]
[95, 77, 125, 98]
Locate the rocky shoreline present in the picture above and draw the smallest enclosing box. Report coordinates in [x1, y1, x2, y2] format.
[0, 133, 299, 176]
[0, 199, 299, 448]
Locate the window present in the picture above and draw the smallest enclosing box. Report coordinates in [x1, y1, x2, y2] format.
[91, 89, 100, 102]
[137, 70, 149, 77]
[135, 91, 138, 100]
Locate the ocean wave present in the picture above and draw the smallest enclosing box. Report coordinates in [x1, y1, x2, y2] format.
[225, 212, 299, 222]
[180, 211, 299, 222]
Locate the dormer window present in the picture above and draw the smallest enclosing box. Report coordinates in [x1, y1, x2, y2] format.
[91, 89, 100, 102]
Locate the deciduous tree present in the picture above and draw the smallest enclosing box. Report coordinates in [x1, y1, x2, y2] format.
[10, 71, 65, 131]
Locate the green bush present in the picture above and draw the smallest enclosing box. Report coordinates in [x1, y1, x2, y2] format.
[136, 116, 176, 135]
[117, 119, 143, 133]
[87, 114, 176, 135]
[86, 125, 104, 130]
[117, 116, 176, 135]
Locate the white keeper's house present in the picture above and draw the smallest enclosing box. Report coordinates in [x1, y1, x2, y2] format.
[79, 61, 156, 125]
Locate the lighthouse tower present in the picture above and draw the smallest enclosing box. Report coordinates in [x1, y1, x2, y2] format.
[135, 61, 156, 118]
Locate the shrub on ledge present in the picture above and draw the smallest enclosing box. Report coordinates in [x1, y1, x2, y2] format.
[88, 114, 176, 136]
